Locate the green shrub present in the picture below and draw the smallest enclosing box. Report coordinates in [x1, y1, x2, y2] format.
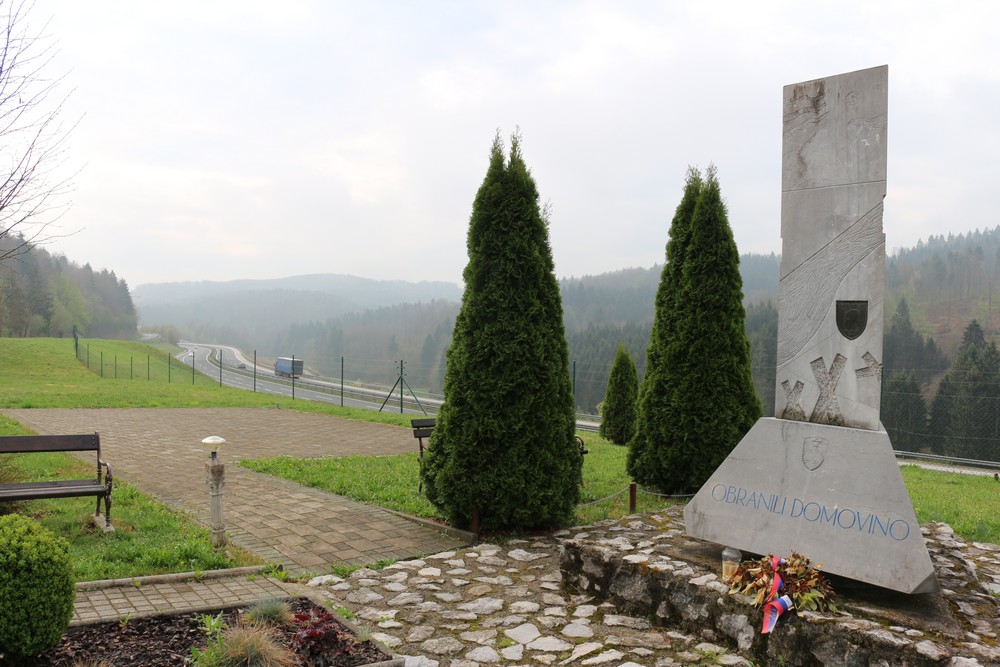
[0, 455, 25, 516]
[0, 514, 76, 658]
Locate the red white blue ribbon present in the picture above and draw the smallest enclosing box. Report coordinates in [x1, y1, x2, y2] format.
[767, 555, 783, 602]
[762, 594, 794, 634]
[761, 555, 793, 634]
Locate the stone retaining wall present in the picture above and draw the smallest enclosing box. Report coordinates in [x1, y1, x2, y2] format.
[558, 513, 1000, 666]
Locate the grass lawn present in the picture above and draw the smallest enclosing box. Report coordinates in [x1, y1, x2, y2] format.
[0, 337, 414, 427]
[901, 465, 1000, 544]
[241, 434, 682, 528]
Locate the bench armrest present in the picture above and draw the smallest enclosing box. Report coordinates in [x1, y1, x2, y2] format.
[98, 458, 113, 489]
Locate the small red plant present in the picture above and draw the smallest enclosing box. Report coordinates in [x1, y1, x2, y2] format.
[290, 607, 366, 667]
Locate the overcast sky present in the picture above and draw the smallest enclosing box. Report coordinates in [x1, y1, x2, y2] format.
[34, 1, 1000, 288]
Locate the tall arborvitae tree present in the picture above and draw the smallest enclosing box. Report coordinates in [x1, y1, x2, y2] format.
[420, 133, 579, 531]
[630, 166, 760, 493]
[599, 343, 638, 445]
[627, 168, 702, 481]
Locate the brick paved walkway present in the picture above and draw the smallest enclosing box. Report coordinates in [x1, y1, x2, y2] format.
[4, 408, 468, 576]
[72, 567, 296, 626]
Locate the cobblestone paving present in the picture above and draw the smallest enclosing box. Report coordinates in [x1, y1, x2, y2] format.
[306, 537, 754, 667]
[4, 408, 468, 573]
[304, 511, 1000, 667]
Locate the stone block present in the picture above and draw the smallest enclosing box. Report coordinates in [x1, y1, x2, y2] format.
[684, 418, 936, 594]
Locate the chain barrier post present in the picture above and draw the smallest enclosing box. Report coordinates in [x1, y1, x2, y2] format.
[629, 482, 637, 513]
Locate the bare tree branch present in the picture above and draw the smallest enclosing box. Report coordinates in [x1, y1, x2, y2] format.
[0, 0, 77, 265]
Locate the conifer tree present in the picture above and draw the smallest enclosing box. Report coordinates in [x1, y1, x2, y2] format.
[629, 166, 760, 493]
[881, 371, 926, 452]
[627, 168, 702, 481]
[599, 343, 638, 445]
[420, 133, 579, 531]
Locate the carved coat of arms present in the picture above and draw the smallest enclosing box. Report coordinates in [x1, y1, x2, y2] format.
[802, 437, 827, 471]
[836, 300, 868, 340]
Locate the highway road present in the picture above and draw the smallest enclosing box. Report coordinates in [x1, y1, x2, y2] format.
[176, 341, 602, 430]
[177, 342, 435, 415]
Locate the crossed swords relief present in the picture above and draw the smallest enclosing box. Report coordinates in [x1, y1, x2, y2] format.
[780, 352, 882, 425]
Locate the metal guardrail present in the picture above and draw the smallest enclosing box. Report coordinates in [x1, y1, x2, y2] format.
[893, 450, 1000, 472]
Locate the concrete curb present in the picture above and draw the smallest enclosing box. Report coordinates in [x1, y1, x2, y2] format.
[385, 508, 478, 546]
[76, 565, 267, 591]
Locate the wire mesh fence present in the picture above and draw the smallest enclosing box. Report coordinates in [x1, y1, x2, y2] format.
[71, 339, 1000, 465]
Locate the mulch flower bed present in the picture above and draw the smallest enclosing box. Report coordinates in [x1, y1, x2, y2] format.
[25, 597, 391, 667]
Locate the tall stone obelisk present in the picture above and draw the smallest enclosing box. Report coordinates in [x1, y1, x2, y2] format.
[685, 65, 937, 594]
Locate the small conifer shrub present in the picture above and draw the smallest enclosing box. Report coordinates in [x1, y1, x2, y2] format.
[599, 343, 639, 445]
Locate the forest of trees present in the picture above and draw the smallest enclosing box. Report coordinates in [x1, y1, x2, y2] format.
[0, 235, 137, 339]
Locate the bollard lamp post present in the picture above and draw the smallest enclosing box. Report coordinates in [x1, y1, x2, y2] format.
[202, 435, 227, 548]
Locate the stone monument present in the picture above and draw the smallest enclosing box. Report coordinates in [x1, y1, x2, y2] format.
[684, 65, 937, 594]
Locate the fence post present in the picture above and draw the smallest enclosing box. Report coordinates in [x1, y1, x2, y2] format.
[341, 356, 344, 407]
[292, 354, 296, 400]
[114, 355, 117, 379]
[629, 482, 637, 513]
[100, 351, 104, 378]
[219, 348, 223, 387]
[253, 351, 257, 392]
[168, 352, 171, 383]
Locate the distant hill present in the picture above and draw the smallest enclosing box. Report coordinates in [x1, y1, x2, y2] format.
[133, 274, 463, 332]
[133, 225, 1000, 412]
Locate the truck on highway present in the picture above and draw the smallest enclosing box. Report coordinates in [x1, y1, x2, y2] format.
[274, 357, 303, 379]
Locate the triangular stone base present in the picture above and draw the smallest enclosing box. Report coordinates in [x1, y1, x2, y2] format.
[684, 417, 937, 594]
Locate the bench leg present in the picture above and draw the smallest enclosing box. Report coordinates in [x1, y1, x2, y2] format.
[91, 493, 113, 531]
[418, 440, 425, 493]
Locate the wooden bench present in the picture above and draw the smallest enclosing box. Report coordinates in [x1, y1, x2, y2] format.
[0, 433, 113, 529]
[411, 418, 588, 490]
